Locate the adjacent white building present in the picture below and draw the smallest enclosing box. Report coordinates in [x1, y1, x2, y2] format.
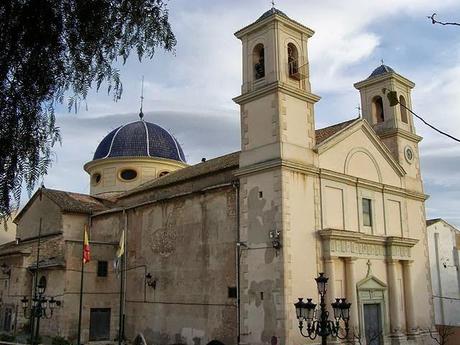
[426, 218, 460, 326]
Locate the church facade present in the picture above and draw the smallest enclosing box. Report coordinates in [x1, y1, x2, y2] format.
[0, 8, 436, 345]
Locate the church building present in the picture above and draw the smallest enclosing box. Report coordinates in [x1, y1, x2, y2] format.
[0, 8, 435, 345]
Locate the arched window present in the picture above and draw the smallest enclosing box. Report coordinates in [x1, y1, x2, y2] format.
[253, 44, 265, 80]
[287, 43, 299, 78]
[207, 341, 225, 345]
[371, 96, 385, 124]
[91, 172, 102, 186]
[158, 171, 170, 177]
[399, 95, 408, 123]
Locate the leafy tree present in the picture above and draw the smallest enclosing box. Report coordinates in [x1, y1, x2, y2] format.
[0, 0, 176, 217]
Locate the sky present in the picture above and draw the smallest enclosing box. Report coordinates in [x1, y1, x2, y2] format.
[38, 0, 460, 227]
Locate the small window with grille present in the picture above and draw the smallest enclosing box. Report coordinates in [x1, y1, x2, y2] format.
[228, 287, 237, 298]
[97, 261, 108, 277]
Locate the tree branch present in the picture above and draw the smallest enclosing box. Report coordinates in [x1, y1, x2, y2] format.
[428, 13, 460, 26]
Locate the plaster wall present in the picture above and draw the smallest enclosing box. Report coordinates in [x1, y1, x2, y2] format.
[0, 213, 17, 245]
[427, 221, 460, 326]
[16, 195, 62, 240]
[283, 169, 319, 344]
[239, 93, 280, 167]
[121, 186, 237, 345]
[318, 127, 402, 188]
[239, 170, 284, 345]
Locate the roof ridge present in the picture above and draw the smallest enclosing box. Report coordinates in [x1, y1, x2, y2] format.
[315, 117, 360, 145]
[316, 117, 360, 131]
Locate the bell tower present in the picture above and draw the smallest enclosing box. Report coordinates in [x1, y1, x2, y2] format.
[234, 7, 320, 168]
[234, 8, 321, 345]
[354, 65, 423, 191]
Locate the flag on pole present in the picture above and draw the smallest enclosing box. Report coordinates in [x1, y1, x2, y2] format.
[83, 225, 90, 264]
[114, 229, 125, 273]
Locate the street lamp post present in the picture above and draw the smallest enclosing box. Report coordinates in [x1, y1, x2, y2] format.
[294, 273, 351, 345]
[21, 278, 60, 345]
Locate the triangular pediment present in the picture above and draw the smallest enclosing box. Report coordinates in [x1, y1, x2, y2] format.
[357, 275, 387, 290]
[315, 119, 406, 185]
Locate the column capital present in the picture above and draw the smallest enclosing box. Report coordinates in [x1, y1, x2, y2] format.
[323, 257, 337, 264]
[386, 258, 399, 264]
[401, 259, 414, 266]
[344, 257, 358, 263]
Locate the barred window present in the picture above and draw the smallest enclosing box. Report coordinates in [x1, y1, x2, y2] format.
[97, 261, 108, 277]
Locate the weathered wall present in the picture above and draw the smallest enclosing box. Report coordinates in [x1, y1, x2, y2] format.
[16, 194, 62, 240]
[427, 221, 460, 327]
[123, 185, 237, 345]
[0, 212, 17, 245]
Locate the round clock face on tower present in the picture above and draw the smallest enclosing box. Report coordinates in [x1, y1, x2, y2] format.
[404, 146, 414, 164]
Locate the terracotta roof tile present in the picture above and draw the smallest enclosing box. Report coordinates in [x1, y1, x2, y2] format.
[121, 151, 240, 198]
[426, 218, 442, 227]
[15, 188, 113, 222]
[43, 188, 111, 214]
[315, 118, 359, 145]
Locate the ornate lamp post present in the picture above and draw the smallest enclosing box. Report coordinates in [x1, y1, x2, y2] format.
[21, 278, 60, 345]
[294, 273, 351, 345]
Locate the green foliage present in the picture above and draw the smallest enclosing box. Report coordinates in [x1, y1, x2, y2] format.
[27, 335, 42, 344]
[51, 336, 71, 345]
[0, 0, 176, 218]
[0, 333, 16, 342]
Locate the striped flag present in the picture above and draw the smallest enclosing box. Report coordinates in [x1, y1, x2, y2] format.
[83, 225, 90, 264]
[114, 229, 125, 274]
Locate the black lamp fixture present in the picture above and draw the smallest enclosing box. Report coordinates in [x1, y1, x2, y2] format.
[0, 263, 11, 277]
[294, 273, 351, 345]
[145, 273, 157, 289]
[21, 276, 61, 331]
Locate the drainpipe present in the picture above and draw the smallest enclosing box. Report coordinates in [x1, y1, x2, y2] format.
[434, 233, 445, 324]
[232, 180, 241, 345]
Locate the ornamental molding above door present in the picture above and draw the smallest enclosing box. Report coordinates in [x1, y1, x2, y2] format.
[319, 229, 418, 260]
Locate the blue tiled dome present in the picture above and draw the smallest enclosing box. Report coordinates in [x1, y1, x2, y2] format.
[93, 120, 186, 162]
[369, 64, 395, 78]
[257, 8, 289, 22]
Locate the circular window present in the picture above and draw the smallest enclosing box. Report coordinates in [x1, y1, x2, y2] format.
[158, 171, 170, 177]
[120, 169, 138, 181]
[404, 146, 414, 164]
[91, 173, 102, 185]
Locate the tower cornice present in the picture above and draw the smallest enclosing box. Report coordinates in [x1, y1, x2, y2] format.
[377, 128, 423, 143]
[234, 11, 314, 39]
[232, 81, 320, 105]
[354, 72, 415, 90]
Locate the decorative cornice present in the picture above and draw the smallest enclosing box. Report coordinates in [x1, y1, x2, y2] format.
[234, 13, 314, 39]
[84, 155, 188, 173]
[319, 229, 419, 260]
[353, 72, 415, 90]
[377, 128, 423, 143]
[235, 158, 428, 201]
[235, 158, 319, 177]
[233, 81, 321, 105]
